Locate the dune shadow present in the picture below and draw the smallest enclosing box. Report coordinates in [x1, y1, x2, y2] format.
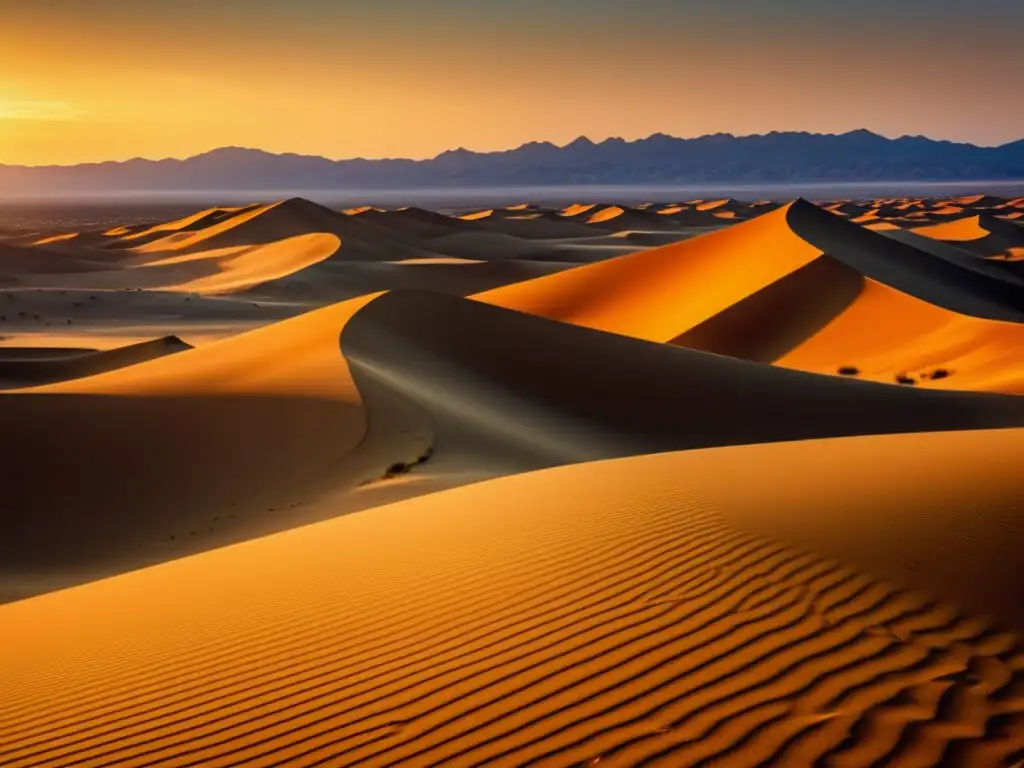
[0, 391, 364, 598]
[340, 290, 1024, 476]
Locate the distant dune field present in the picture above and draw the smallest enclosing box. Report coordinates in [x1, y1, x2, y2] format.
[2, 192, 1024, 766]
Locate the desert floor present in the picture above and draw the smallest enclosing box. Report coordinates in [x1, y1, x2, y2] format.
[2, 193, 1024, 766]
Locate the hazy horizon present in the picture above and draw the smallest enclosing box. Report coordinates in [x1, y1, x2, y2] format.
[2, 128, 1024, 170]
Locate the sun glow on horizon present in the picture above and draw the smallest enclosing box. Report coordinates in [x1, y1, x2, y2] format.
[0, 0, 1021, 165]
[0, 100, 83, 121]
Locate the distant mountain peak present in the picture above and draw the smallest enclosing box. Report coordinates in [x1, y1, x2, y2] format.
[565, 136, 596, 148]
[4, 129, 1023, 192]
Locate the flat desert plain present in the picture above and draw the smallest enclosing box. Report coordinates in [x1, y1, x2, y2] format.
[2, 193, 1024, 766]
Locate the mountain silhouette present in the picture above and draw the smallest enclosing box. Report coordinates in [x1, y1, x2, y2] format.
[3, 130, 1023, 193]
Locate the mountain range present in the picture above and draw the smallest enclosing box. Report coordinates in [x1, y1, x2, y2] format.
[3, 130, 1024, 193]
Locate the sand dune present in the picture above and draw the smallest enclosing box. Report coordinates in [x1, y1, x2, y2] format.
[786, 201, 1024, 321]
[914, 214, 1024, 259]
[3, 428, 1024, 766]
[475, 203, 823, 342]
[0, 335, 190, 388]
[106, 205, 259, 247]
[140, 232, 344, 294]
[584, 206, 683, 231]
[342, 291, 1024, 473]
[130, 198, 430, 262]
[0, 294, 403, 596]
[4, 192, 1024, 764]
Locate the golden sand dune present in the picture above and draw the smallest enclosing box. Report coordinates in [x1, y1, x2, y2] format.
[139, 232, 343, 294]
[560, 203, 601, 218]
[914, 214, 1024, 259]
[473, 200, 1024, 393]
[342, 291, 1024, 472]
[107, 205, 258, 247]
[130, 199, 429, 262]
[3, 193, 1024, 764]
[18, 233, 343, 295]
[3, 428, 1024, 766]
[584, 206, 684, 231]
[476, 203, 823, 342]
[0, 295, 396, 595]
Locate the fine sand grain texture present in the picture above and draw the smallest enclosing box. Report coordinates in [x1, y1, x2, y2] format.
[2, 430, 1024, 767]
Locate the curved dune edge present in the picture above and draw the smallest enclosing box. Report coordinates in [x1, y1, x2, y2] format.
[144, 232, 343, 294]
[475, 203, 823, 342]
[26, 292, 380, 397]
[0, 294, 405, 595]
[775, 278, 1024, 393]
[470, 199, 1024, 393]
[2, 429, 1024, 766]
[670, 257, 1024, 393]
[341, 290, 1024, 473]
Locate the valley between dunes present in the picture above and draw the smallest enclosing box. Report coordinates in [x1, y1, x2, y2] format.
[2, 193, 1024, 766]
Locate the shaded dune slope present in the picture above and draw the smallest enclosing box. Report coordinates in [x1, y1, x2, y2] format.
[2, 431, 1024, 766]
[878, 228, 1024, 287]
[0, 242, 110, 277]
[341, 291, 1024, 475]
[672, 259, 1024, 393]
[0, 335, 191, 388]
[785, 200, 1024, 321]
[244, 257, 571, 303]
[0, 295, 403, 589]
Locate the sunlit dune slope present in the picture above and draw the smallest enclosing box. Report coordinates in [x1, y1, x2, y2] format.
[476, 201, 1024, 368]
[19, 232, 344, 295]
[131, 198, 429, 262]
[914, 214, 1024, 259]
[681, 263, 1024, 394]
[3, 429, 1024, 766]
[107, 205, 260, 247]
[0, 295, 381, 581]
[475, 203, 824, 342]
[0, 335, 190, 388]
[342, 290, 1024, 473]
[141, 232, 343, 294]
[584, 206, 683, 231]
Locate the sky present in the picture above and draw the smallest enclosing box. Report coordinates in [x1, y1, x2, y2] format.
[1, 0, 1022, 166]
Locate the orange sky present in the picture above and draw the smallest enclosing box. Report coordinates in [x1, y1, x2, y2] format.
[2, 1, 1022, 166]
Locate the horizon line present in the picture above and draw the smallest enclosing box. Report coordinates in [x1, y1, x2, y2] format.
[3, 128, 1021, 170]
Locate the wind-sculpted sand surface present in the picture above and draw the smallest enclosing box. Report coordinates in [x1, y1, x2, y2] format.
[2, 191, 1024, 766]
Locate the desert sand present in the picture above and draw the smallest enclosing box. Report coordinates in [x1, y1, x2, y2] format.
[2, 191, 1024, 765]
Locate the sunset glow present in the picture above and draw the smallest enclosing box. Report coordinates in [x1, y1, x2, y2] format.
[1, 0, 1022, 166]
